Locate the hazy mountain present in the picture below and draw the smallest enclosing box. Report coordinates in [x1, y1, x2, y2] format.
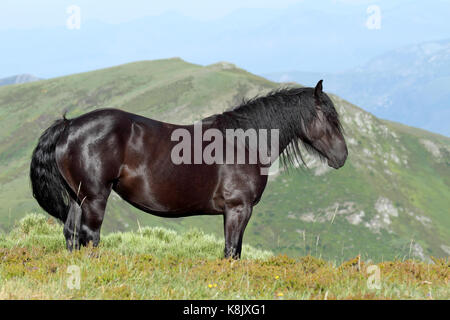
[0, 74, 40, 86]
[2, 1, 450, 78]
[0, 59, 448, 262]
[264, 39, 450, 137]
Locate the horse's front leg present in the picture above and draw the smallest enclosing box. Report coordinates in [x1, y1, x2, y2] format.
[223, 201, 253, 259]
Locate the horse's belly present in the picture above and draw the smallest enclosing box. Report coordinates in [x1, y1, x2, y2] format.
[114, 164, 221, 216]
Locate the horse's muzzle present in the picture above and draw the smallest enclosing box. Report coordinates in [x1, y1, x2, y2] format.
[327, 146, 348, 169]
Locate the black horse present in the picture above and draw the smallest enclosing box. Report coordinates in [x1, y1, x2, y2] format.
[30, 80, 347, 259]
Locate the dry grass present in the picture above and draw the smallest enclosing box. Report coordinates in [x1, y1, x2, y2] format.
[0, 214, 448, 300]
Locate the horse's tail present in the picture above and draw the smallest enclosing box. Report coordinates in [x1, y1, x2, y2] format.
[30, 117, 71, 223]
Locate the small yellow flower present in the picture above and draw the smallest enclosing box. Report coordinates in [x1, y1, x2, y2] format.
[277, 292, 284, 297]
[275, 275, 280, 280]
[213, 283, 217, 288]
[208, 284, 213, 288]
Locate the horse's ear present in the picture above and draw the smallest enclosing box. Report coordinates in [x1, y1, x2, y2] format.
[314, 80, 323, 97]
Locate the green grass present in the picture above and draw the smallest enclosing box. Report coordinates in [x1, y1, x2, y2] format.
[0, 214, 448, 299]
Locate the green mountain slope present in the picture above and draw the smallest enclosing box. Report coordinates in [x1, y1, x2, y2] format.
[0, 58, 448, 262]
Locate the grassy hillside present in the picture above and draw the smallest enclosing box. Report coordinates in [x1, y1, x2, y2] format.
[0, 58, 448, 262]
[0, 214, 447, 299]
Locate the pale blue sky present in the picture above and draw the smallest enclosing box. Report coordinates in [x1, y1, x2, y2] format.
[0, 0, 409, 29]
[0, 0, 303, 29]
[1, 0, 449, 77]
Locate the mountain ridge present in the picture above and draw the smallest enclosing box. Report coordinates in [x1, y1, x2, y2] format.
[0, 74, 41, 87]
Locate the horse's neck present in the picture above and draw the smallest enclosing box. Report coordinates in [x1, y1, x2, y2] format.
[205, 108, 301, 164]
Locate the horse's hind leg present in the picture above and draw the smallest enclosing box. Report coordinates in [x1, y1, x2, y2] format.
[64, 198, 83, 251]
[78, 193, 110, 247]
[64, 182, 111, 250]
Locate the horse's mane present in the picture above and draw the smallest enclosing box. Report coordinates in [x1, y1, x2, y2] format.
[211, 87, 343, 168]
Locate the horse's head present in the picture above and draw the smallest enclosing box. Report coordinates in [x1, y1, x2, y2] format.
[301, 80, 348, 169]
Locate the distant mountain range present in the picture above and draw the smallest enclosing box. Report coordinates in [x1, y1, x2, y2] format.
[264, 39, 450, 137]
[0, 74, 40, 86]
[0, 59, 448, 262]
[2, 0, 450, 78]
